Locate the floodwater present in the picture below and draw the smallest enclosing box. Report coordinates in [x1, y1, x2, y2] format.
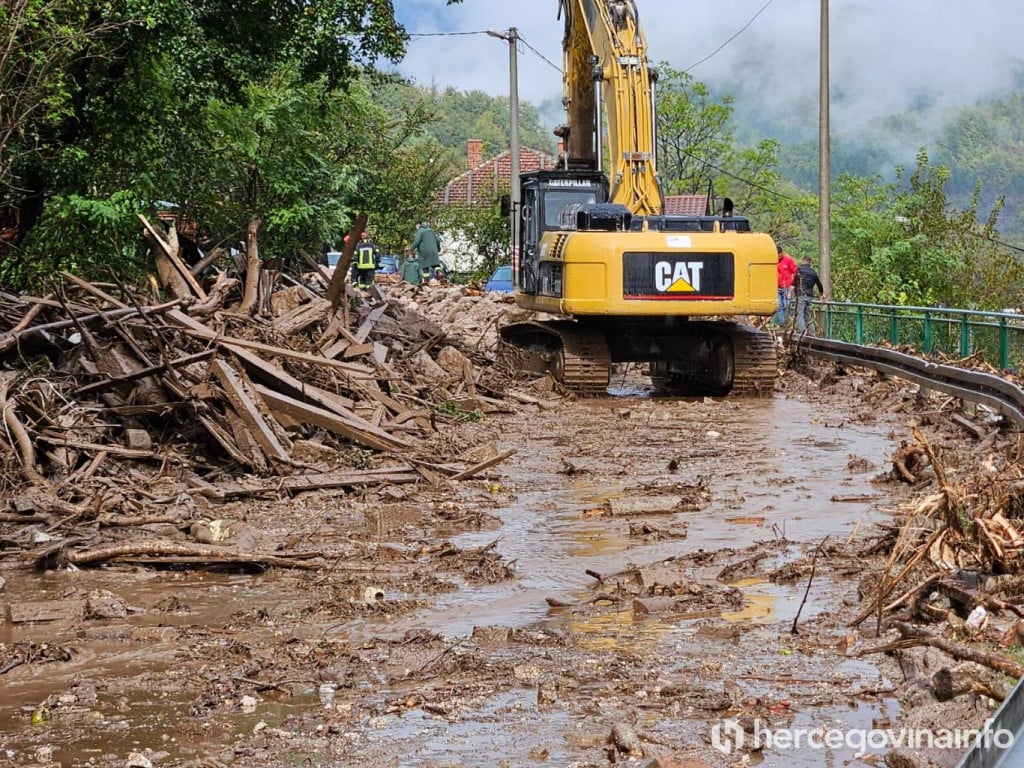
[399, 394, 892, 637]
[0, 390, 910, 767]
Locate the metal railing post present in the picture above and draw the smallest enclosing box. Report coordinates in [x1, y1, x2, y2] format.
[923, 311, 932, 355]
[890, 308, 898, 345]
[1000, 316, 1009, 371]
[960, 314, 971, 358]
[855, 306, 864, 344]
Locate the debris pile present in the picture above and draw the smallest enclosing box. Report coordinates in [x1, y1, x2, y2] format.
[0, 221, 541, 571]
[855, 426, 1024, 687]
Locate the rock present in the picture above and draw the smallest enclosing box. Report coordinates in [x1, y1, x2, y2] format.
[190, 519, 259, 549]
[123, 429, 153, 451]
[436, 345, 471, 376]
[86, 589, 128, 620]
[471, 625, 511, 646]
[610, 722, 644, 756]
[125, 752, 153, 768]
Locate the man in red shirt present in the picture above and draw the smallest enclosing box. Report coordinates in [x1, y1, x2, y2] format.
[774, 244, 797, 326]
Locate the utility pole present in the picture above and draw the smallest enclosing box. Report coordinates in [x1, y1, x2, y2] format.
[487, 28, 521, 277]
[819, 0, 831, 296]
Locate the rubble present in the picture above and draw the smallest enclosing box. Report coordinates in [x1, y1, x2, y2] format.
[0, 220, 535, 572]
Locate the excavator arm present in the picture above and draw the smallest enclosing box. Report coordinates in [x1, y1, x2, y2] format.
[559, 0, 662, 216]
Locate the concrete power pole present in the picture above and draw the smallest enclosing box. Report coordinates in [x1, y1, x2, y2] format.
[487, 28, 521, 275]
[819, 0, 831, 296]
[509, 27, 520, 275]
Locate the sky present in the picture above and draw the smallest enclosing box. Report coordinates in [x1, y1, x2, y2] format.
[391, 0, 1023, 146]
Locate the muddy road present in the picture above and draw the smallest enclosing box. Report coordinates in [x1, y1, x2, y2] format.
[0, 303, 1013, 768]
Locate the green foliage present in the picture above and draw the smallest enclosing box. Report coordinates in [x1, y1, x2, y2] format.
[424, 87, 552, 156]
[830, 149, 1019, 308]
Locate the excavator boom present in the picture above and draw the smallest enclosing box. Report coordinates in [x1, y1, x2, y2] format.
[560, 0, 661, 215]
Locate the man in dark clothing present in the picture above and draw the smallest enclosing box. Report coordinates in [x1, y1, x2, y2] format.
[353, 233, 379, 289]
[794, 256, 826, 334]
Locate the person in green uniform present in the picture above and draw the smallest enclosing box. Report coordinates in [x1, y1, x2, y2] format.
[409, 222, 441, 280]
[400, 252, 422, 285]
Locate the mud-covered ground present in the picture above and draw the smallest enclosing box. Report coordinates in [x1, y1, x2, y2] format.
[1, 318, 1016, 768]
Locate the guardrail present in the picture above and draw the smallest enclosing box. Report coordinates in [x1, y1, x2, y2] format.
[815, 302, 1024, 373]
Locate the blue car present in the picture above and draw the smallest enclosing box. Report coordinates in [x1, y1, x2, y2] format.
[376, 255, 398, 275]
[484, 265, 514, 294]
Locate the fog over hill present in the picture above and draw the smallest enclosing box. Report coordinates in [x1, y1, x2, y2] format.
[395, 0, 1022, 164]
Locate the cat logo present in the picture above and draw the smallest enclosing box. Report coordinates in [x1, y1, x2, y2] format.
[623, 252, 733, 301]
[655, 260, 704, 293]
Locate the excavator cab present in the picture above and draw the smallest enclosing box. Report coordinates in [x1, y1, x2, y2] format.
[518, 170, 607, 295]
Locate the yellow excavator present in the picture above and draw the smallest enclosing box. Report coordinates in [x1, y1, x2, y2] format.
[499, 0, 778, 396]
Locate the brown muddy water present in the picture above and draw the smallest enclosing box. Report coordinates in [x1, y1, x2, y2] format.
[1, 390, 913, 767]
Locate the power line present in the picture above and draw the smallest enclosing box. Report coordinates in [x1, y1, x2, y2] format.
[408, 29, 562, 74]
[517, 34, 562, 74]
[684, 0, 775, 74]
[407, 30, 492, 38]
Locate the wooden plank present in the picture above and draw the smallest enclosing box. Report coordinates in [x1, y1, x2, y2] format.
[322, 338, 350, 360]
[222, 344, 405, 445]
[256, 384, 405, 452]
[209, 359, 290, 463]
[196, 414, 255, 468]
[355, 302, 389, 344]
[373, 342, 389, 365]
[342, 342, 375, 359]
[606, 496, 688, 517]
[166, 310, 374, 377]
[449, 448, 517, 481]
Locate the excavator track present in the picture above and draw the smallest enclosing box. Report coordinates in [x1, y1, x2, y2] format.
[498, 320, 610, 397]
[729, 325, 778, 398]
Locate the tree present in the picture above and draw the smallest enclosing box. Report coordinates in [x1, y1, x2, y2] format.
[1, 0, 410, 286]
[830, 149, 1017, 308]
[654, 66, 735, 197]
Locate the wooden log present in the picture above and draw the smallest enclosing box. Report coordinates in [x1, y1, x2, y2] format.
[188, 272, 239, 318]
[239, 217, 263, 314]
[52, 541, 320, 571]
[36, 433, 190, 462]
[892, 621, 1024, 678]
[200, 467, 420, 499]
[139, 215, 206, 300]
[326, 213, 367, 311]
[60, 271, 129, 309]
[0, 301, 182, 355]
[74, 349, 216, 397]
[273, 298, 331, 336]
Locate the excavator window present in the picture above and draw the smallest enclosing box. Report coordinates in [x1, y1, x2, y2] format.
[544, 190, 598, 230]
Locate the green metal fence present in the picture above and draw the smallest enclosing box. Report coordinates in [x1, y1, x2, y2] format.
[815, 302, 1024, 372]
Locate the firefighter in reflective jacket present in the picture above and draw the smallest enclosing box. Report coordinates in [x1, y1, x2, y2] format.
[353, 233, 379, 288]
